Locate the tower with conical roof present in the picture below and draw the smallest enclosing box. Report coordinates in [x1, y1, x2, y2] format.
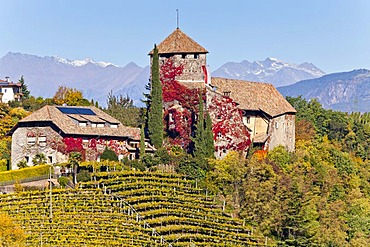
[149, 28, 208, 83]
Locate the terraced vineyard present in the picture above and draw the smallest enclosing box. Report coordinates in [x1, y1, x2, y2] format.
[0, 170, 274, 246]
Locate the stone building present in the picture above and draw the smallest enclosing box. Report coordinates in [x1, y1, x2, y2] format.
[150, 28, 296, 153]
[9, 105, 154, 169]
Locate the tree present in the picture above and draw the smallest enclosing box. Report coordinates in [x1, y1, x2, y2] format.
[147, 45, 163, 148]
[204, 112, 214, 158]
[105, 91, 143, 127]
[193, 92, 206, 158]
[192, 92, 214, 159]
[100, 148, 118, 161]
[32, 153, 46, 166]
[140, 125, 146, 159]
[19, 75, 30, 99]
[52, 86, 90, 106]
[0, 212, 25, 247]
[68, 152, 82, 184]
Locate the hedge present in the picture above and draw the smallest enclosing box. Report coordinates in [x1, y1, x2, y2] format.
[0, 164, 51, 183]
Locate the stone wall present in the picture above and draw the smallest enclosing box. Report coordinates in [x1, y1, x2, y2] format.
[267, 114, 295, 152]
[11, 126, 66, 170]
[151, 53, 207, 83]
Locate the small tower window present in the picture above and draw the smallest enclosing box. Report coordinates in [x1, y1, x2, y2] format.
[182, 54, 186, 59]
[194, 54, 199, 59]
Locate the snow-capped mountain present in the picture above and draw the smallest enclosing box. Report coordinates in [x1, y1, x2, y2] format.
[0, 52, 149, 106]
[212, 57, 325, 87]
[52, 56, 116, 68]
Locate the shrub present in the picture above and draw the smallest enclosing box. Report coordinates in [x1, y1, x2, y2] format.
[0, 159, 7, 171]
[17, 159, 28, 169]
[77, 170, 91, 182]
[100, 148, 118, 161]
[58, 176, 70, 188]
[32, 153, 46, 166]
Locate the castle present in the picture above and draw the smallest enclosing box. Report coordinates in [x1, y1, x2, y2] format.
[149, 28, 296, 157]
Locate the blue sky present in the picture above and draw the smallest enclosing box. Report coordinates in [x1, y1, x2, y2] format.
[1, 0, 369, 73]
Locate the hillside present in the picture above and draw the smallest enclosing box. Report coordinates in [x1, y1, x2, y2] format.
[212, 57, 325, 87]
[0, 170, 270, 246]
[0, 52, 149, 106]
[278, 69, 370, 112]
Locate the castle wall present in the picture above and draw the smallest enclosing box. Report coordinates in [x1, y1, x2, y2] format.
[152, 53, 207, 83]
[267, 114, 295, 152]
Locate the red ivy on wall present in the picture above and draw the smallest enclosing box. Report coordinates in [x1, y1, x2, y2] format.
[161, 58, 201, 150]
[49, 137, 130, 161]
[208, 95, 251, 154]
[160, 57, 251, 155]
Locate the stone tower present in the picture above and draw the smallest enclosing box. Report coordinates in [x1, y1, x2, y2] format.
[149, 28, 208, 83]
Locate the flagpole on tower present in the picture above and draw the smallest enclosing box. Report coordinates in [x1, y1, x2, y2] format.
[176, 9, 179, 29]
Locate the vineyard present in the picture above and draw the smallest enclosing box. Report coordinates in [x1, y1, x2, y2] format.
[0, 169, 273, 246]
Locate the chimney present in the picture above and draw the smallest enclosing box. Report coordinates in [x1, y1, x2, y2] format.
[5, 76, 10, 82]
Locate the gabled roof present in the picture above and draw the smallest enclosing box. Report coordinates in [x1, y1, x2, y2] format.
[149, 28, 208, 55]
[11, 105, 140, 139]
[211, 77, 296, 117]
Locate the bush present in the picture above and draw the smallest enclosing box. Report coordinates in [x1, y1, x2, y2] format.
[0, 159, 7, 171]
[17, 160, 28, 169]
[32, 153, 46, 166]
[77, 170, 91, 182]
[128, 159, 146, 171]
[58, 176, 70, 188]
[100, 148, 118, 161]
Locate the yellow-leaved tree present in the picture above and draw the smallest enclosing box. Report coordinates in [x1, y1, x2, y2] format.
[52, 86, 90, 106]
[0, 212, 25, 247]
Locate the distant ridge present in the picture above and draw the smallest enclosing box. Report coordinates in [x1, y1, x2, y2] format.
[278, 69, 370, 112]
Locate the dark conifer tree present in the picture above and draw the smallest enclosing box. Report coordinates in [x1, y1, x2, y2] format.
[140, 125, 146, 158]
[19, 76, 30, 99]
[204, 112, 215, 158]
[147, 45, 163, 148]
[193, 92, 206, 158]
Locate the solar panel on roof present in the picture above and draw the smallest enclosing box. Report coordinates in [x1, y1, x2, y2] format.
[57, 107, 96, 115]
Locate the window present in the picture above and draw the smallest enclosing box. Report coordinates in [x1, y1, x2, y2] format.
[223, 91, 231, 97]
[39, 136, 47, 146]
[194, 54, 199, 59]
[27, 136, 36, 145]
[275, 122, 279, 129]
[246, 116, 250, 124]
[25, 156, 29, 163]
[182, 54, 186, 59]
[48, 156, 53, 164]
[217, 132, 222, 138]
[4, 89, 7, 93]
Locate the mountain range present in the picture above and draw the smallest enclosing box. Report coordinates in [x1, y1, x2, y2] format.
[1, 52, 368, 112]
[278, 69, 370, 113]
[212, 57, 325, 87]
[0, 52, 150, 106]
